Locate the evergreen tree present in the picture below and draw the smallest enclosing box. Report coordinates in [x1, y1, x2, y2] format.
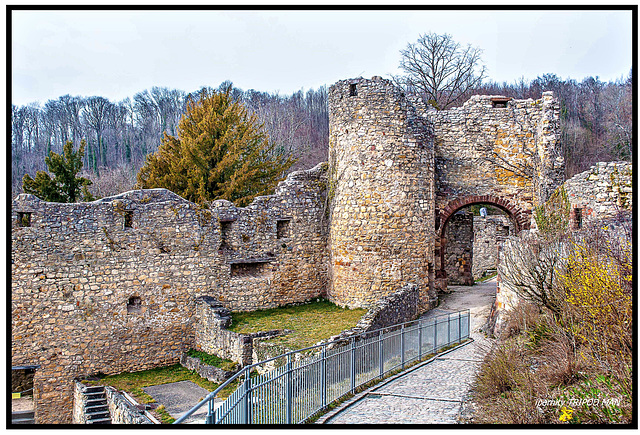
[22, 140, 95, 202]
[137, 87, 294, 206]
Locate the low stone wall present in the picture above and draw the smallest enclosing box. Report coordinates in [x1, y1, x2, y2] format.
[105, 387, 154, 424]
[72, 381, 88, 424]
[321, 283, 421, 348]
[179, 353, 237, 384]
[194, 296, 288, 367]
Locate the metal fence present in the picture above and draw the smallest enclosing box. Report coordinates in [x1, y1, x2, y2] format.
[175, 310, 470, 424]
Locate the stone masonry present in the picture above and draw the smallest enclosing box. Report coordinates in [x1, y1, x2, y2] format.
[12, 163, 328, 424]
[472, 214, 513, 280]
[328, 77, 436, 311]
[443, 212, 474, 286]
[492, 161, 633, 331]
[11, 76, 567, 423]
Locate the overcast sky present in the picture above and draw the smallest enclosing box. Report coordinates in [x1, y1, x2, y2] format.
[10, 8, 634, 106]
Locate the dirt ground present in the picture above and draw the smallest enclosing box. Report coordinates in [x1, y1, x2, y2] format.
[12, 397, 34, 412]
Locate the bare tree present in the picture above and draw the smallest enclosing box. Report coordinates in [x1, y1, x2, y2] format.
[396, 33, 486, 110]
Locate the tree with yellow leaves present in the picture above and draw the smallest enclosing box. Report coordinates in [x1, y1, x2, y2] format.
[137, 86, 294, 206]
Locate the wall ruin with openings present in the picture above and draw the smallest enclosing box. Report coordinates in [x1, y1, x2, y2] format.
[11, 163, 328, 423]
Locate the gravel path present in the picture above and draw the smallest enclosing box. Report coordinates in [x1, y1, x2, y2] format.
[322, 278, 496, 424]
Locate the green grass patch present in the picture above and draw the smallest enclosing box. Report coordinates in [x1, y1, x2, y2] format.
[186, 349, 239, 372]
[475, 272, 497, 283]
[86, 364, 239, 412]
[228, 298, 366, 351]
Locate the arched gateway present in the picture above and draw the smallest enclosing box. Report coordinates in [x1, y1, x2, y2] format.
[328, 76, 564, 307]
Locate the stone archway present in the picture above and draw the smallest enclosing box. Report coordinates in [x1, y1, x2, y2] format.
[435, 194, 531, 290]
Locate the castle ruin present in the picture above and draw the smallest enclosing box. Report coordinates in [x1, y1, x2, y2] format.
[12, 76, 573, 423]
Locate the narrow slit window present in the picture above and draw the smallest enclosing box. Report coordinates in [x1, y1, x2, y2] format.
[17, 212, 32, 228]
[276, 219, 291, 239]
[220, 220, 234, 246]
[491, 97, 510, 108]
[230, 262, 272, 278]
[127, 296, 142, 314]
[124, 211, 133, 228]
[349, 84, 357, 97]
[573, 208, 583, 229]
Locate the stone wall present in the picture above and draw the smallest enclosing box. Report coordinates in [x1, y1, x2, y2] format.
[72, 382, 88, 424]
[426, 92, 563, 216]
[321, 283, 421, 347]
[328, 76, 436, 310]
[472, 214, 513, 280]
[423, 91, 562, 288]
[563, 161, 632, 228]
[11, 164, 328, 424]
[193, 295, 288, 367]
[105, 387, 155, 424]
[179, 353, 237, 384]
[443, 212, 474, 286]
[492, 162, 633, 333]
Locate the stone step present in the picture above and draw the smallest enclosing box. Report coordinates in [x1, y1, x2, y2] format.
[12, 411, 35, 425]
[11, 417, 35, 424]
[84, 386, 106, 394]
[87, 410, 111, 420]
[85, 392, 106, 400]
[85, 398, 108, 407]
[85, 404, 109, 414]
[87, 417, 112, 424]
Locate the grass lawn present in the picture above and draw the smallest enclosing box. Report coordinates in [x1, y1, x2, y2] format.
[228, 298, 366, 351]
[85, 364, 240, 423]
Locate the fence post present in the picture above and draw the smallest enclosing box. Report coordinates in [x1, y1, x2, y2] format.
[418, 318, 423, 360]
[350, 337, 356, 393]
[458, 312, 462, 342]
[286, 354, 292, 424]
[244, 375, 252, 424]
[321, 346, 327, 408]
[206, 397, 215, 424]
[467, 310, 471, 339]
[378, 330, 384, 379]
[400, 324, 405, 369]
[434, 318, 438, 352]
[447, 313, 451, 346]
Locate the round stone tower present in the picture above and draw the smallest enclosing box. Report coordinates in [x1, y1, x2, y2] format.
[327, 76, 436, 310]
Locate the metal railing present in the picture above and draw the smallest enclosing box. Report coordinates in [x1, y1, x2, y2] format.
[175, 310, 470, 424]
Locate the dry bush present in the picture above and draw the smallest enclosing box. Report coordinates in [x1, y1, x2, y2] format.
[499, 301, 542, 339]
[474, 341, 531, 400]
[536, 332, 588, 388]
[83, 165, 138, 199]
[474, 214, 632, 424]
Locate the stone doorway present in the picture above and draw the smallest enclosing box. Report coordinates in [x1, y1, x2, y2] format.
[435, 196, 525, 292]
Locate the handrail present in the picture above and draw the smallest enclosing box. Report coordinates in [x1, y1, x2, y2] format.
[174, 309, 470, 424]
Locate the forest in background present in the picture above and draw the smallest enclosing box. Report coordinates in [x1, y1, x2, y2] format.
[10, 72, 632, 199]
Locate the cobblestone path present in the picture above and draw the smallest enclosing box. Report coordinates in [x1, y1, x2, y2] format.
[321, 278, 496, 424]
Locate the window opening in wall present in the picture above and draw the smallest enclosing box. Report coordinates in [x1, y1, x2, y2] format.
[573, 208, 583, 229]
[220, 219, 235, 247]
[127, 296, 142, 314]
[491, 97, 510, 108]
[230, 260, 273, 278]
[17, 212, 32, 228]
[11, 365, 37, 423]
[124, 211, 133, 228]
[349, 84, 357, 97]
[276, 219, 291, 239]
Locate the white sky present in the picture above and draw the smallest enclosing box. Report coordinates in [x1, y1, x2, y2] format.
[10, 8, 634, 106]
